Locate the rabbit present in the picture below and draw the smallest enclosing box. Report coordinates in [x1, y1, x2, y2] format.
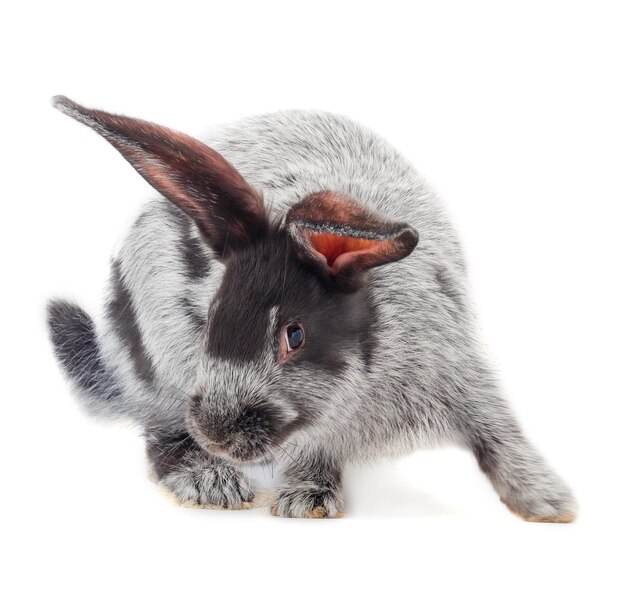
[47, 96, 576, 521]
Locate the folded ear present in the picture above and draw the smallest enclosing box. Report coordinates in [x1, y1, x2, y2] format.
[52, 96, 267, 256]
[286, 191, 419, 290]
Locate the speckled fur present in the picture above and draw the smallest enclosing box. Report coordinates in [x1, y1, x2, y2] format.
[48, 99, 576, 521]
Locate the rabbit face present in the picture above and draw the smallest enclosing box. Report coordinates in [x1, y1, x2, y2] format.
[185, 233, 376, 463]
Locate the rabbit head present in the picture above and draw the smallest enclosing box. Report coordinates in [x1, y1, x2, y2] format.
[53, 97, 418, 464]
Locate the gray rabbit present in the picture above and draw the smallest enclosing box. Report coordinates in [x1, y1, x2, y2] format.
[47, 96, 576, 521]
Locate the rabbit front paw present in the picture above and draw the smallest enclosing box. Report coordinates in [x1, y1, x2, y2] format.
[162, 459, 254, 509]
[270, 482, 344, 518]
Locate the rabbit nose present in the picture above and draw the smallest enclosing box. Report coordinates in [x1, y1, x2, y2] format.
[204, 406, 267, 442]
[192, 407, 246, 444]
[199, 416, 224, 442]
[190, 403, 283, 462]
[197, 426, 228, 451]
[187, 392, 296, 462]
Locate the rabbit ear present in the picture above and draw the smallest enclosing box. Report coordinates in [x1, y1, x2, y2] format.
[52, 96, 267, 256]
[287, 191, 419, 290]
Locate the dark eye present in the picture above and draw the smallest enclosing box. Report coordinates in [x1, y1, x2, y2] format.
[285, 323, 305, 352]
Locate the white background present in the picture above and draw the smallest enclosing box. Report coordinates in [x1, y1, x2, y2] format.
[2, 1, 625, 587]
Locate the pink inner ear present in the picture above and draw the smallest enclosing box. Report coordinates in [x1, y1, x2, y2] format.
[304, 231, 394, 274]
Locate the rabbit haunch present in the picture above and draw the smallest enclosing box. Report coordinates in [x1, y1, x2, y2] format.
[47, 96, 576, 521]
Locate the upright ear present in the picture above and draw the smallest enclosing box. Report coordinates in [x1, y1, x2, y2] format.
[286, 191, 419, 290]
[52, 96, 267, 256]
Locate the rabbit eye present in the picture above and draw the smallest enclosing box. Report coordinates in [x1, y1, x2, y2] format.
[285, 323, 305, 351]
[278, 322, 305, 364]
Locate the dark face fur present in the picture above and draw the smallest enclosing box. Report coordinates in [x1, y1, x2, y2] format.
[53, 96, 418, 465]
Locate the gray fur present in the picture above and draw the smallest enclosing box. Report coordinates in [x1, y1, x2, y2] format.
[48, 103, 576, 521]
